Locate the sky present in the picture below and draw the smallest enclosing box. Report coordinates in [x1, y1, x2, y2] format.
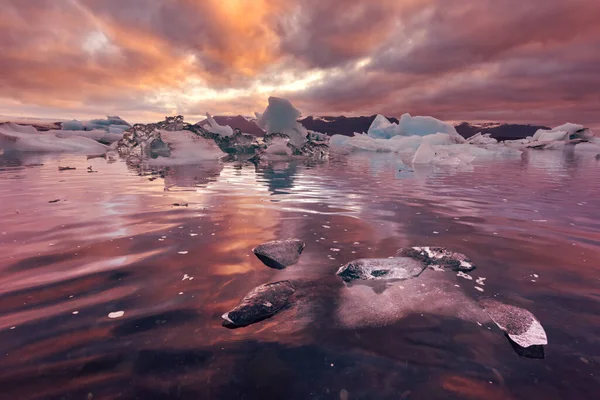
[1, 0, 599, 127]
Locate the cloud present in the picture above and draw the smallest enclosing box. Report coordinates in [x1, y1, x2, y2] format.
[0, 0, 598, 127]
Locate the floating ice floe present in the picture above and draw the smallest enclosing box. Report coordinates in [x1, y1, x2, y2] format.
[368, 113, 463, 140]
[255, 97, 308, 147]
[397, 246, 476, 271]
[336, 257, 427, 282]
[62, 116, 130, 134]
[0, 122, 109, 153]
[115, 98, 329, 166]
[330, 119, 521, 167]
[108, 311, 125, 319]
[504, 122, 599, 152]
[222, 281, 295, 328]
[480, 299, 548, 348]
[205, 113, 234, 137]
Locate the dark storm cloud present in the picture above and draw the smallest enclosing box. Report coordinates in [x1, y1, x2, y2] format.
[0, 0, 598, 127]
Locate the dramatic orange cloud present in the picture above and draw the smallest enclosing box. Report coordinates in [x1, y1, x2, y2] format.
[0, 0, 599, 128]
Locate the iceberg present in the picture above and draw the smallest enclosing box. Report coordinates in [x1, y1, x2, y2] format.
[205, 113, 234, 137]
[0, 122, 108, 153]
[255, 97, 309, 147]
[148, 130, 226, 165]
[466, 133, 498, 145]
[115, 117, 226, 165]
[368, 113, 463, 141]
[61, 116, 131, 134]
[513, 122, 598, 150]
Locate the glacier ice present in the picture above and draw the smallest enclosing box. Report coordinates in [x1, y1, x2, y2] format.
[412, 140, 436, 164]
[368, 113, 463, 141]
[0, 122, 109, 153]
[61, 116, 131, 135]
[148, 130, 226, 165]
[516, 122, 597, 150]
[205, 113, 234, 137]
[466, 133, 498, 145]
[255, 97, 309, 147]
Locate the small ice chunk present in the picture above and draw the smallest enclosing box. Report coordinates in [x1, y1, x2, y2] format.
[178, 251, 188, 255]
[108, 311, 125, 319]
[480, 299, 548, 348]
[457, 271, 473, 280]
[205, 113, 234, 137]
[475, 286, 484, 292]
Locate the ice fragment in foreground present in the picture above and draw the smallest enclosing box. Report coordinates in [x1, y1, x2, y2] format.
[222, 281, 295, 328]
[252, 239, 305, 269]
[480, 299, 548, 348]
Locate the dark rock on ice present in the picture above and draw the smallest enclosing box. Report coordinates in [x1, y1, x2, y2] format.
[58, 166, 76, 171]
[298, 140, 330, 159]
[508, 337, 545, 359]
[191, 126, 260, 155]
[222, 281, 295, 328]
[252, 239, 305, 269]
[480, 299, 548, 349]
[336, 257, 427, 282]
[397, 246, 476, 271]
[48, 199, 61, 203]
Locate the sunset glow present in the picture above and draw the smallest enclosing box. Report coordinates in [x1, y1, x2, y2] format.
[1, 0, 599, 127]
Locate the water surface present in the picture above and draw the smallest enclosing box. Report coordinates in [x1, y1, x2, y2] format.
[1, 150, 599, 399]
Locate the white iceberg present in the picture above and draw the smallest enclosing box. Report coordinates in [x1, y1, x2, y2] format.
[148, 130, 226, 165]
[264, 137, 293, 156]
[412, 140, 436, 164]
[368, 113, 463, 141]
[54, 129, 122, 144]
[466, 133, 498, 145]
[61, 116, 131, 134]
[0, 122, 108, 153]
[205, 113, 234, 137]
[518, 122, 597, 149]
[255, 97, 309, 147]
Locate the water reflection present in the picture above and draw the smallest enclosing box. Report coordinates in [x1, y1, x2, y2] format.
[0, 150, 599, 399]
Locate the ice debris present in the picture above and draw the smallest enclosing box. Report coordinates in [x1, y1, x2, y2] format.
[252, 239, 305, 269]
[504, 122, 598, 151]
[368, 114, 463, 140]
[108, 311, 125, 319]
[116, 99, 329, 166]
[255, 97, 308, 147]
[480, 299, 548, 348]
[397, 246, 476, 271]
[336, 257, 427, 282]
[0, 122, 109, 153]
[222, 281, 295, 328]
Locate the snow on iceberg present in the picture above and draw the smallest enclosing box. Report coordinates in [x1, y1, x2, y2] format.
[505, 122, 598, 150]
[368, 113, 464, 141]
[148, 130, 226, 165]
[205, 113, 234, 137]
[330, 130, 521, 167]
[0, 122, 108, 153]
[61, 116, 131, 135]
[255, 97, 309, 147]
